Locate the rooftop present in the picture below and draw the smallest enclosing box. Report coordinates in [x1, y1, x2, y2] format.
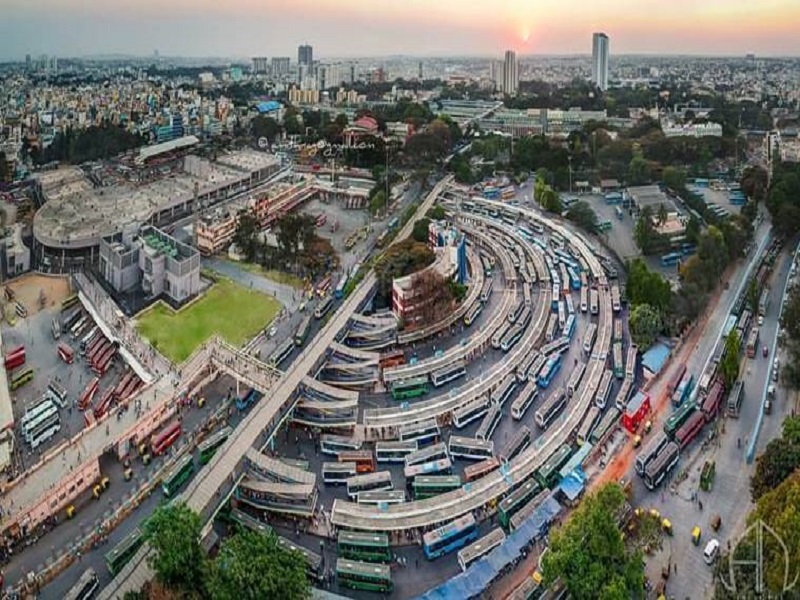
[136, 135, 199, 165]
[627, 185, 677, 213]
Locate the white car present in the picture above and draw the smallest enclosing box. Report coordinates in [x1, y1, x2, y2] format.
[758, 315, 764, 326]
[704, 539, 720, 564]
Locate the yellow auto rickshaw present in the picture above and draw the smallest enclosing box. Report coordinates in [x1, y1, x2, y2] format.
[661, 518, 673, 536]
[692, 526, 702, 545]
[142, 453, 151, 465]
[649, 508, 661, 520]
[197, 397, 206, 409]
[643, 420, 652, 434]
[633, 434, 642, 448]
[66, 505, 76, 519]
[138, 442, 147, 456]
[124, 468, 133, 481]
[100, 476, 110, 491]
[92, 484, 102, 499]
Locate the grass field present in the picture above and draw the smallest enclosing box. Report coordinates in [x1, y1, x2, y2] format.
[135, 279, 281, 363]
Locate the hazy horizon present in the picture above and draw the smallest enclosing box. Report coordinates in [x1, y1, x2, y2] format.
[2, 0, 799, 60]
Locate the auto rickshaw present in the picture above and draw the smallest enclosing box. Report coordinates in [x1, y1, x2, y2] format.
[92, 484, 103, 499]
[66, 505, 76, 519]
[643, 420, 652, 434]
[138, 442, 147, 456]
[661, 518, 673, 536]
[197, 397, 206, 409]
[711, 514, 722, 531]
[692, 526, 702, 545]
[649, 508, 661, 520]
[100, 476, 110, 491]
[124, 468, 133, 481]
[633, 434, 642, 448]
[142, 453, 151, 466]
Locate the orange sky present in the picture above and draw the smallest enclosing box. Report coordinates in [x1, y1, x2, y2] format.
[2, 0, 799, 57]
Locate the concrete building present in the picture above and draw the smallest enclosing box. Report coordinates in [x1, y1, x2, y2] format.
[662, 121, 723, 138]
[99, 225, 201, 305]
[2, 224, 31, 278]
[271, 57, 291, 76]
[298, 44, 313, 66]
[477, 107, 607, 138]
[288, 87, 320, 105]
[592, 33, 610, 91]
[503, 50, 518, 96]
[252, 57, 269, 74]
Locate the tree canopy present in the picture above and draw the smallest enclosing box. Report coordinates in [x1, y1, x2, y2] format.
[565, 201, 599, 233]
[765, 162, 800, 239]
[625, 259, 671, 313]
[779, 288, 800, 390]
[542, 483, 644, 599]
[412, 218, 431, 243]
[144, 503, 206, 592]
[751, 416, 800, 501]
[206, 529, 310, 600]
[628, 303, 662, 350]
[719, 329, 741, 390]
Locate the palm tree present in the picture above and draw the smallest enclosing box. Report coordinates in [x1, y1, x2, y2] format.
[657, 203, 669, 227]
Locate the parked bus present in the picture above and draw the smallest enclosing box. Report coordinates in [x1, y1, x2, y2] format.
[475, 404, 502, 441]
[448, 436, 494, 461]
[423, 514, 478, 560]
[10, 367, 34, 391]
[453, 398, 489, 429]
[590, 407, 621, 446]
[671, 371, 695, 406]
[745, 326, 760, 359]
[566, 362, 586, 399]
[457, 527, 506, 572]
[643, 442, 680, 490]
[413, 475, 462, 500]
[537, 354, 562, 389]
[151, 420, 181, 456]
[320, 434, 361, 456]
[404, 442, 448, 467]
[337, 531, 392, 563]
[727, 380, 744, 418]
[675, 411, 705, 449]
[391, 377, 429, 400]
[323, 462, 358, 485]
[583, 323, 597, 355]
[338, 450, 376, 474]
[314, 296, 334, 319]
[336, 559, 393, 593]
[162, 454, 195, 497]
[594, 369, 614, 409]
[268, 339, 294, 367]
[534, 444, 572, 489]
[357, 490, 406, 505]
[463, 457, 500, 483]
[404, 457, 453, 480]
[499, 426, 531, 462]
[334, 275, 349, 300]
[294, 316, 312, 346]
[700, 379, 725, 422]
[399, 419, 440, 447]
[589, 288, 599, 315]
[498, 479, 541, 529]
[512, 382, 539, 421]
[375, 440, 418, 463]
[635, 433, 669, 476]
[62, 294, 80, 311]
[464, 301, 483, 326]
[346, 471, 393, 499]
[431, 361, 466, 387]
[580, 286, 588, 313]
[64, 567, 99, 600]
[198, 426, 232, 465]
[576, 406, 601, 446]
[664, 401, 696, 437]
[491, 374, 518, 407]
[379, 350, 405, 369]
[612, 342, 623, 379]
[480, 277, 494, 303]
[660, 252, 682, 267]
[535, 391, 567, 430]
[278, 537, 324, 582]
[105, 527, 143, 575]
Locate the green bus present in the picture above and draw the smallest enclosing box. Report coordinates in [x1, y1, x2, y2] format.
[336, 558, 393, 593]
[230, 508, 273, 537]
[162, 454, 195, 497]
[10, 368, 34, 391]
[498, 478, 541, 530]
[105, 527, 143, 575]
[197, 426, 232, 465]
[390, 376, 429, 400]
[337, 531, 392, 562]
[597, 220, 612, 232]
[61, 294, 80, 311]
[412, 475, 462, 500]
[534, 444, 572, 489]
[664, 401, 696, 438]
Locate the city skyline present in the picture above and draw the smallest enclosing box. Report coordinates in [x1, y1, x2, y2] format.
[2, 0, 800, 59]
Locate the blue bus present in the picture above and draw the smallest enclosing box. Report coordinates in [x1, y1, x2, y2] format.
[671, 373, 695, 407]
[517, 226, 534, 240]
[387, 217, 400, 230]
[615, 206, 624, 220]
[334, 274, 349, 299]
[423, 514, 478, 559]
[537, 354, 562, 389]
[563, 315, 576, 340]
[568, 267, 581, 290]
[660, 252, 682, 267]
[236, 388, 261, 411]
[483, 187, 501, 200]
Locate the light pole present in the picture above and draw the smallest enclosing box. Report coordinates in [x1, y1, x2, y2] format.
[568, 155, 573, 195]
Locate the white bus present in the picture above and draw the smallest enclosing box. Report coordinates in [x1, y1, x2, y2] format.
[399, 419, 440, 446]
[64, 568, 99, 600]
[594, 369, 614, 409]
[357, 490, 406, 505]
[323, 462, 358, 485]
[534, 391, 567, 430]
[566, 362, 586, 398]
[315, 296, 334, 319]
[590, 288, 599, 315]
[346, 471, 393, 499]
[431, 361, 467, 387]
[491, 374, 518, 407]
[404, 442, 449, 467]
[453, 398, 490, 429]
[457, 527, 506, 572]
[511, 381, 539, 421]
[448, 436, 494, 461]
[475, 404, 502, 442]
[375, 440, 418, 463]
[20, 398, 56, 431]
[320, 435, 362, 456]
[580, 286, 588, 313]
[583, 323, 597, 355]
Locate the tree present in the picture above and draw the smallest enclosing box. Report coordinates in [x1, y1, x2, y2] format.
[628, 303, 662, 350]
[780, 288, 800, 390]
[565, 201, 599, 233]
[426, 205, 446, 220]
[251, 115, 281, 145]
[662, 166, 687, 191]
[697, 226, 729, 287]
[369, 190, 387, 216]
[633, 207, 669, 256]
[684, 215, 702, 245]
[765, 163, 800, 238]
[206, 529, 310, 600]
[719, 329, 741, 389]
[627, 156, 651, 185]
[750, 436, 800, 501]
[412, 218, 431, 243]
[233, 212, 260, 261]
[144, 503, 205, 592]
[542, 483, 644, 598]
[625, 259, 672, 313]
[747, 278, 759, 315]
[740, 165, 768, 203]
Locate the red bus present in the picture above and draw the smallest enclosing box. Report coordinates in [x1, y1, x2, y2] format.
[57, 342, 75, 364]
[464, 457, 499, 483]
[338, 450, 376, 474]
[622, 391, 651, 433]
[93, 388, 116, 420]
[4, 346, 25, 370]
[88, 339, 109, 364]
[317, 275, 332, 297]
[667, 363, 686, 394]
[93, 345, 117, 376]
[701, 379, 725, 422]
[79, 377, 99, 410]
[114, 371, 135, 396]
[379, 350, 406, 369]
[152, 420, 182, 456]
[85, 333, 105, 359]
[316, 214, 327, 227]
[674, 411, 705, 449]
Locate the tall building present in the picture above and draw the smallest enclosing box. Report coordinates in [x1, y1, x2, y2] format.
[502, 50, 518, 96]
[418, 61, 423, 80]
[298, 44, 313, 66]
[252, 57, 269, 74]
[271, 57, 290, 76]
[25, 54, 31, 72]
[592, 33, 610, 91]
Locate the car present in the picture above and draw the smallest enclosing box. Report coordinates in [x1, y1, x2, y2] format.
[758, 315, 764, 326]
[268, 326, 278, 338]
[763, 345, 769, 358]
[704, 539, 720, 564]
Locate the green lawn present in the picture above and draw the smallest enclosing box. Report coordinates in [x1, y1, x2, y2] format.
[135, 279, 281, 363]
[220, 260, 305, 289]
